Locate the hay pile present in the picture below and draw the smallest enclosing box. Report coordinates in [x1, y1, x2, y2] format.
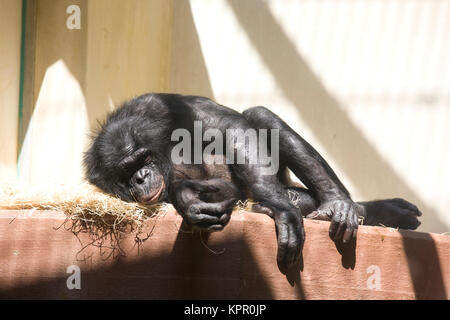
[0, 182, 171, 259]
[0, 182, 253, 259]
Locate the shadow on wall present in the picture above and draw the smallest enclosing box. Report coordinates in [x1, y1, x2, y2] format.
[0, 215, 446, 299]
[19, 0, 446, 233]
[18, 0, 173, 184]
[0, 226, 296, 299]
[169, 0, 215, 99]
[399, 230, 447, 299]
[226, 0, 446, 233]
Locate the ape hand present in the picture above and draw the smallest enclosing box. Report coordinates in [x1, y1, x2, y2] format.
[171, 179, 240, 232]
[308, 199, 363, 243]
[273, 209, 305, 270]
[184, 199, 236, 232]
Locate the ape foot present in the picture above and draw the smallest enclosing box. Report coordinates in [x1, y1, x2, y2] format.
[361, 198, 422, 230]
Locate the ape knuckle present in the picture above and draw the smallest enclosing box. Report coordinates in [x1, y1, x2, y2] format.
[275, 213, 289, 224]
[337, 202, 345, 210]
[188, 206, 201, 216]
[278, 235, 289, 245]
[332, 215, 341, 223]
[287, 241, 298, 249]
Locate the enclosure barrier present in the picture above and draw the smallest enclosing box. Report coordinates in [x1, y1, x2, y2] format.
[0, 209, 448, 299]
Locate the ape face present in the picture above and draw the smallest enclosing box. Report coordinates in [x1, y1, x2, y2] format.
[120, 150, 166, 204]
[84, 115, 168, 204]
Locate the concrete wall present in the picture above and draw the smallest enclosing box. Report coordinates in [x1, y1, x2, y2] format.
[170, 0, 450, 233]
[0, 0, 22, 181]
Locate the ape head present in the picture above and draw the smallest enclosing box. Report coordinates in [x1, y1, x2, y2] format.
[84, 114, 169, 204]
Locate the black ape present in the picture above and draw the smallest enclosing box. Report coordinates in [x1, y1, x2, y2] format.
[84, 93, 421, 269]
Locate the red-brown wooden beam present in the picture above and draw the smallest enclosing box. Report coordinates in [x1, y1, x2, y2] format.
[0, 209, 448, 299]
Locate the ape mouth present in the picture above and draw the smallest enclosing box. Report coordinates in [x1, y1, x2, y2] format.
[141, 181, 165, 204]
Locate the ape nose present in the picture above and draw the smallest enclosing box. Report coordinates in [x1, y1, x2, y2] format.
[135, 168, 150, 184]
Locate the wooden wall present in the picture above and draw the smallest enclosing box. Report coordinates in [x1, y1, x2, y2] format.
[14, 0, 173, 185]
[0, 0, 22, 181]
[1, 209, 449, 299]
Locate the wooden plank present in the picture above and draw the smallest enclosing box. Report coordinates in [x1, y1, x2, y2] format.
[18, 0, 37, 151]
[0, 209, 448, 299]
[0, 0, 22, 181]
[17, 0, 173, 184]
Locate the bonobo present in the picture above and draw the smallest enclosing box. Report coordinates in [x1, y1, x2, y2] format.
[84, 93, 421, 269]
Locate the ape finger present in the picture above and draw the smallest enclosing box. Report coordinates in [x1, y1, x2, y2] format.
[186, 211, 220, 225]
[288, 220, 304, 267]
[203, 224, 226, 232]
[219, 213, 231, 225]
[276, 223, 289, 268]
[328, 210, 341, 239]
[342, 207, 358, 243]
[306, 210, 331, 221]
[195, 201, 233, 217]
[334, 221, 347, 242]
[343, 224, 359, 243]
[285, 226, 299, 267]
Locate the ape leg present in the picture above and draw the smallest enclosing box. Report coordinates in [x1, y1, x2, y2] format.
[169, 178, 242, 232]
[243, 107, 351, 203]
[243, 106, 359, 243]
[243, 106, 421, 236]
[254, 187, 421, 230]
[252, 186, 318, 217]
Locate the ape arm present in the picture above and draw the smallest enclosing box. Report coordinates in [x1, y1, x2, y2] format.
[243, 106, 360, 244]
[224, 118, 305, 270]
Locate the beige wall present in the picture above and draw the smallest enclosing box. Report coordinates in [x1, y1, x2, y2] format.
[171, 0, 450, 233]
[17, 0, 173, 185]
[17, 0, 88, 184]
[84, 0, 173, 128]
[2, 0, 448, 233]
[0, 0, 22, 181]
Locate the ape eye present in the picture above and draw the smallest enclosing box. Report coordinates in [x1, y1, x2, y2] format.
[118, 148, 151, 170]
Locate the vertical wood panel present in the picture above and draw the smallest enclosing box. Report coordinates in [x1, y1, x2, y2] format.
[85, 0, 173, 128]
[19, 0, 37, 151]
[18, 0, 88, 185]
[17, 0, 173, 184]
[0, 0, 22, 181]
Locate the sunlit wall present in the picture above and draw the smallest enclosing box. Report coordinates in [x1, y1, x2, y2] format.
[171, 0, 450, 233]
[0, 0, 21, 181]
[1, 0, 448, 233]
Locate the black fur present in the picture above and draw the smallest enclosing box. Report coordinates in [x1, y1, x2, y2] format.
[84, 93, 422, 270]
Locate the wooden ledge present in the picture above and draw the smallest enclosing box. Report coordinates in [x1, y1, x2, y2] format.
[0, 209, 448, 299]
